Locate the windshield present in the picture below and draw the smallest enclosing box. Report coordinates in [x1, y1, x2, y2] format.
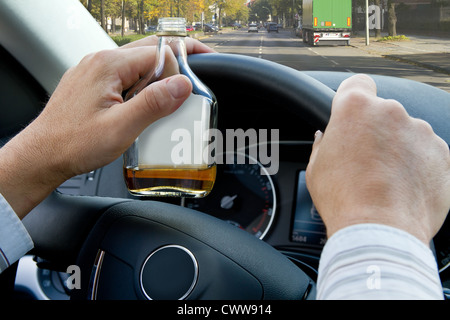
[79, 0, 449, 93]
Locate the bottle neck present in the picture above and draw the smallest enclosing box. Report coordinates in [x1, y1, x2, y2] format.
[159, 36, 211, 99]
[159, 36, 188, 64]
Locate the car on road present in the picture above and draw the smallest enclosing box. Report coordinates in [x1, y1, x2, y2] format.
[145, 25, 157, 33]
[267, 22, 278, 33]
[203, 24, 218, 33]
[248, 23, 258, 32]
[232, 22, 242, 29]
[186, 25, 194, 32]
[0, 0, 449, 301]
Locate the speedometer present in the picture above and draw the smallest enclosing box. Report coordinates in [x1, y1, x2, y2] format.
[185, 152, 276, 239]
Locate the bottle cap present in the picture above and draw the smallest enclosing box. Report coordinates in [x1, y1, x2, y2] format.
[156, 17, 187, 36]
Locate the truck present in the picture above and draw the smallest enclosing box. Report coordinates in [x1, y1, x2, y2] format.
[301, 0, 352, 46]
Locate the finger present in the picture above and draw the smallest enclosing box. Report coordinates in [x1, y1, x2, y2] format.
[111, 75, 192, 142]
[336, 74, 377, 96]
[121, 34, 216, 54]
[411, 117, 450, 159]
[331, 74, 379, 119]
[185, 37, 216, 54]
[117, 38, 213, 91]
[305, 130, 323, 193]
[120, 35, 159, 49]
[309, 130, 323, 163]
[314, 129, 323, 145]
[112, 46, 159, 90]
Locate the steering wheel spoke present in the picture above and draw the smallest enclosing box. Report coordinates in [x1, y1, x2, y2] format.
[72, 200, 314, 300]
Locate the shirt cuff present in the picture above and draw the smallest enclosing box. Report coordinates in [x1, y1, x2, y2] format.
[0, 194, 34, 273]
[317, 223, 443, 300]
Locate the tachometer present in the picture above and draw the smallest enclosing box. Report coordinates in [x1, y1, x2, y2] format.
[185, 152, 276, 239]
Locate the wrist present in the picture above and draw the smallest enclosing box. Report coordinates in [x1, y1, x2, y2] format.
[0, 125, 68, 219]
[323, 205, 433, 247]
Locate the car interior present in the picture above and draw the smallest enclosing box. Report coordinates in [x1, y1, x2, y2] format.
[0, 1, 449, 300]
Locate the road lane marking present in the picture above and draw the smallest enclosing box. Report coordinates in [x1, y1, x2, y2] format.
[308, 48, 319, 55]
[308, 47, 340, 66]
[259, 35, 264, 59]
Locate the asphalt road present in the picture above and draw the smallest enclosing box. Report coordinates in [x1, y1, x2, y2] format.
[200, 28, 450, 93]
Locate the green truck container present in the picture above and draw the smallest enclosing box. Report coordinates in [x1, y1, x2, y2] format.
[301, 0, 352, 46]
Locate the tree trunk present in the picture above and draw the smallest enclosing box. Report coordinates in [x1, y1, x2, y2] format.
[388, 2, 397, 36]
[121, 0, 125, 37]
[100, 0, 106, 32]
[139, 0, 145, 35]
[374, 0, 381, 38]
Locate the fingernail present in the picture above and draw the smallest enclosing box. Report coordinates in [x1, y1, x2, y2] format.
[167, 75, 191, 99]
[314, 130, 323, 140]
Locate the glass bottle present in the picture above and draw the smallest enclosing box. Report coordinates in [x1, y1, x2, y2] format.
[123, 17, 217, 198]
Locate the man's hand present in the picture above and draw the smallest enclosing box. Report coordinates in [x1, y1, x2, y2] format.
[0, 36, 215, 219]
[306, 74, 450, 245]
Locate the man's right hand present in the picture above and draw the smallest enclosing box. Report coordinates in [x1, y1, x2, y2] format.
[306, 74, 450, 245]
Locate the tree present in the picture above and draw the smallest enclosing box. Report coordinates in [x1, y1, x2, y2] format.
[374, 0, 381, 37]
[137, 0, 145, 34]
[101, 0, 106, 31]
[145, 0, 163, 23]
[249, 0, 299, 26]
[271, 0, 296, 26]
[80, 0, 244, 33]
[249, 0, 272, 22]
[224, 0, 249, 24]
[121, 0, 126, 36]
[387, 0, 397, 36]
[213, 0, 247, 26]
[80, 0, 121, 33]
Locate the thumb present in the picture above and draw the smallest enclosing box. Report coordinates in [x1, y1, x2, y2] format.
[305, 130, 323, 191]
[120, 74, 192, 137]
[310, 130, 323, 162]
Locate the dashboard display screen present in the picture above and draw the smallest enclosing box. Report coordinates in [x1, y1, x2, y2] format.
[291, 171, 327, 247]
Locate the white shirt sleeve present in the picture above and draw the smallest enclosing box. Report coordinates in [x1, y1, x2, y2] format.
[317, 223, 444, 300]
[0, 193, 34, 273]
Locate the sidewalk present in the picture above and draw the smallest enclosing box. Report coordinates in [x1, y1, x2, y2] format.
[350, 35, 450, 75]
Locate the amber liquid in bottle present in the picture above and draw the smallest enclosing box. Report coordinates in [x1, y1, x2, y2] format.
[123, 92, 216, 197]
[124, 165, 216, 197]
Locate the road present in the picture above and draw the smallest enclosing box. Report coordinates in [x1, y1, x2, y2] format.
[199, 28, 450, 93]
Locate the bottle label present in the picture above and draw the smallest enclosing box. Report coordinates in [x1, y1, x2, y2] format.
[137, 93, 211, 167]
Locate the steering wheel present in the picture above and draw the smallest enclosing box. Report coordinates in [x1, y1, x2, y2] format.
[23, 53, 336, 300]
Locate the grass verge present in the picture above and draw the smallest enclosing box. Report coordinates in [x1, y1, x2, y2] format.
[377, 35, 410, 42]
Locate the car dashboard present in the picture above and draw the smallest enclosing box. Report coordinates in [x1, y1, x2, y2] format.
[1, 41, 449, 300]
